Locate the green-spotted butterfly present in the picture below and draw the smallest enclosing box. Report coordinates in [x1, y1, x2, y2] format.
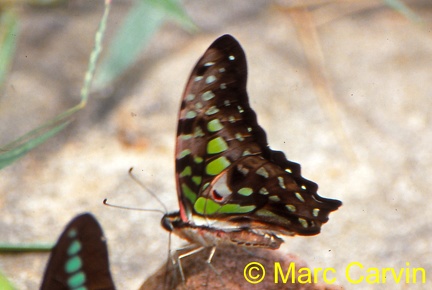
[161, 34, 342, 275]
[40, 213, 115, 290]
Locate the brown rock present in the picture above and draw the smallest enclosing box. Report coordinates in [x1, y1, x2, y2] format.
[140, 245, 344, 290]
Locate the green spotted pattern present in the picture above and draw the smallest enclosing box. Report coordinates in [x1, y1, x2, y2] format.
[172, 34, 341, 242]
[207, 137, 228, 154]
[207, 119, 224, 132]
[182, 183, 197, 203]
[238, 187, 253, 196]
[64, 228, 86, 289]
[194, 197, 256, 215]
[205, 157, 231, 175]
[202, 91, 215, 101]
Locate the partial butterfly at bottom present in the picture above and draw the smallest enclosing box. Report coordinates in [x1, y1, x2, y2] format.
[40, 213, 116, 290]
[160, 34, 342, 278]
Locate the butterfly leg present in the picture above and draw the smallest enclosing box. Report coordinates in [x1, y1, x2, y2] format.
[205, 246, 228, 289]
[206, 246, 216, 263]
[174, 244, 206, 282]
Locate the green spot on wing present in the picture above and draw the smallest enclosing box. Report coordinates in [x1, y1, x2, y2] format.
[219, 203, 256, 213]
[238, 187, 253, 196]
[179, 166, 192, 177]
[269, 195, 280, 202]
[194, 197, 221, 215]
[67, 229, 77, 238]
[195, 102, 203, 109]
[185, 111, 197, 119]
[205, 106, 219, 115]
[201, 91, 215, 101]
[298, 218, 308, 228]
[67, 271, 86, 288]
[205, 157, 230, 176]
[67, 240, 81, 256]
[207, 137, 228, 154]
[194, 126, 205, 137]
[278, 176, 286, 189]
[235, 133, 244, 141]
[194, 156, 203, 164]
[180, 134, 193, 140]
[206, 75, 216, 84]
[192, 175, 202, 186]
[182, 183, 197, 203]
[65, 256, 82, 273]
[207, 119, 224, 132]
[259, 187, 269, 195]
[186, 94, 195, 101]
[202, 182, 210, 191]
[256, 167, 269, 178]
[177, 149, 191, 159]
[295, 192, 305, 202]
[286, 204, 296, 212]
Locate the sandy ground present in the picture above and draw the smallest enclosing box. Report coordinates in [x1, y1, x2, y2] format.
[1, 1, 432, 289]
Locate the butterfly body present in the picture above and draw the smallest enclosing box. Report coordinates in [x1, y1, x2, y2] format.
[162, 212, 283, 249]
[162, 34, 341, 252]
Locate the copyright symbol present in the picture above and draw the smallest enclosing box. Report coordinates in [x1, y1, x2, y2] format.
[244, 262, 265, 284]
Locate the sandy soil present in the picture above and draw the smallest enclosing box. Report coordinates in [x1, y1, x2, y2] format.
[1, 1, 432, 289]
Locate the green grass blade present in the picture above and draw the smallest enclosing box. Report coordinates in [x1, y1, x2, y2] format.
[0, 271, 15, 290]
[0, 243, 53, 252]
[0, 9, 18, 88]
[0, 0, 111, 170]
[148, 0, 197, 32]
[0, 120, 71, 169]
[385, 0, 422, 23]
[94, 0, 197, 88]
[94, 0, 166, 88]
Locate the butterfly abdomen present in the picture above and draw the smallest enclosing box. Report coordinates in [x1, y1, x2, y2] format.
[163, 212, 284, 249]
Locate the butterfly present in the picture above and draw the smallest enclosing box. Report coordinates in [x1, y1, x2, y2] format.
[40, 213, 116, 290]
[161, 33, 342, 277]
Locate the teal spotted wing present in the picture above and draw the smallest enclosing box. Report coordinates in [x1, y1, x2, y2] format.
[40, 213, 115, 290]
[170, 34, 341, 247]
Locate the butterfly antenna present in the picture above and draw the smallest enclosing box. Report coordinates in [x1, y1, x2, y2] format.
[128, 167, 168, 213]
[103, 199, 165, 214]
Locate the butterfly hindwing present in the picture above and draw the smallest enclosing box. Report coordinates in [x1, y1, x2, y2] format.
[40, 213, 115, 290]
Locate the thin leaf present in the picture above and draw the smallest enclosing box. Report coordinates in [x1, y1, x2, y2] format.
[0, 9, 18, 88]
[0, 243, 52, 252]
[94, 0, 165, 88]
[0, 0, 111, 170]
[0, 271, 15, 290]
[0, 121, 71, 169]
[94, 0, 197, 88]
[148, 0, 197, 32]
[385, 0, 422, 23]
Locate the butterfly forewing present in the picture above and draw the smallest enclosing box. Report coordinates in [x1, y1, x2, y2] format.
[40, 213, 115, 290]
[175, 34, 341, 239]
